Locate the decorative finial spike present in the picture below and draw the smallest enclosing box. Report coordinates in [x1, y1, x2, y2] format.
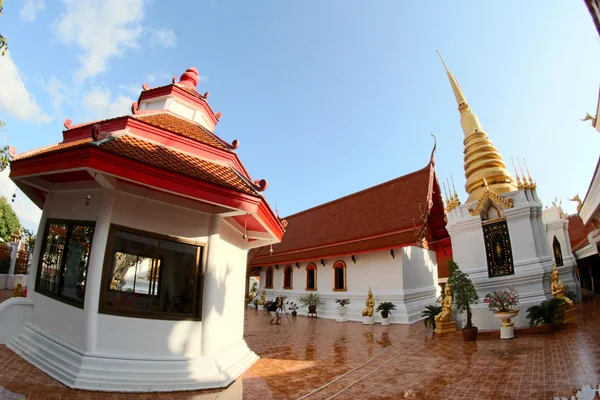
[517, 158, 530, 189]
[430, 133, 437, 165]
[436, 50, 468, 110]
[450, 175, 460, 204]
[511, 156, 524, 190]
[442, 180, 450, 206]
[523, 158, 536, 190]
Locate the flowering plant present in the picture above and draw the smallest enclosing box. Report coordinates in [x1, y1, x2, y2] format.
[335, 298, 350, 307]
[287, 301, 298, 312]
[484, 288, 519, 313]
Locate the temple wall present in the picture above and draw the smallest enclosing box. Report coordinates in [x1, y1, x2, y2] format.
[257, 246, 439, 324]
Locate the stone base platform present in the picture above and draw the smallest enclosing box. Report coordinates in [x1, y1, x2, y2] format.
[434, 321, 456, 335]
[562, 308, 576, 325]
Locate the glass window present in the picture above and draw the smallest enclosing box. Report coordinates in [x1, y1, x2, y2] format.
[101, 227, 202, 319]
[334, 261, 346, 291]
[283, 265, 292, 289]
[265, 267, 273, 288]
[36, 220, 96, 306]
[306, 263, 317, 291]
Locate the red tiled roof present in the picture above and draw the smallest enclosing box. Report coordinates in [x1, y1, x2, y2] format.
[568, 215, 597, 252]
[12, 138, 93, 160]
[249, 164, 446, 266]
[134, 113, 229, 151]
[97, 135, 255, 195]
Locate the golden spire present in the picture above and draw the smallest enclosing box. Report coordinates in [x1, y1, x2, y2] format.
[511, 156, 524, 190]
[517, 158, 530, 189]
[450, 175, 460, 206]
[523, 158, 536, 190]
[437, 51, 518, 202]
[442, 180, 450, 207]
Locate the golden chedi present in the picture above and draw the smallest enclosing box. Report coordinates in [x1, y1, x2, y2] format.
[437, 51, 518, 203]
[434, 285, 457, 334]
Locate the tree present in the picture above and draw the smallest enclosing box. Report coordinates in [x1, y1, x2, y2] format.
[447, 261, 479, 329]
[0, 0, 10, 172]
[0, 197, 20, 242]
[0, 0, 6, 56]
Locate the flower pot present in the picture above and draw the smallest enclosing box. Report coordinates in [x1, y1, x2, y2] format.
[336, 306, 348, 322]
[381, 316, 390, 326]
[493, 309, 519, 339]
[308, 305, 317, 316]
[462, 327, 478, 341]
[542, 322, 554, 334]
[292, 311, 297, 317]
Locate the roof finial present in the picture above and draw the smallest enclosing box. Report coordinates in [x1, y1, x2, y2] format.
[450, 175, 460, 205]
[178, 67, 199, 90]
[523, 158, 536, 190]
[430, 133, 437, 165]
[517, 158, 530, 189]
[511, 156, 524, 190]
[442, 180, 450, 206]
[436, 50, 468, 112]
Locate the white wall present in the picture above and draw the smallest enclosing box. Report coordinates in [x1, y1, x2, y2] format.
[257, 246, 439, 324]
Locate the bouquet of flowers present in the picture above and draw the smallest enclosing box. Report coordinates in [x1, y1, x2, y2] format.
[335, 298, 350, 307]
[484, 288, 519, 313]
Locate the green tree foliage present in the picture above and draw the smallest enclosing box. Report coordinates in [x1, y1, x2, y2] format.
[447, 261, 479, 329]
[0, 0, 9, 167]
[0, 0, 7, 56]
[0, 197, 20, 241]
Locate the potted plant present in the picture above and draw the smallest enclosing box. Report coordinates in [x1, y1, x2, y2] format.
[253, 298, 259, 309]
[298, 292, 324, 315]
[447, 262, 479, 341]
[484, 287, 519, 339]
[526, 298, 565, 333]
[335, 298, 350, 321]
[421, 304, 443, 331]
[287, 301, 298, 316]
[376, 302, 396, 326]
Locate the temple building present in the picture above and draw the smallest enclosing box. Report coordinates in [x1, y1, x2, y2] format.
[0, 68, 285, 392]
[437, 53, 576, 330]
[248, 148, 452, 324]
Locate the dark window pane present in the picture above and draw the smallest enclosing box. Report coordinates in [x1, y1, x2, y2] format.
[59, 225, 94, 302]
[155, 240, 197, 315]
[335, 267, 344, 290]
[39, 223, 68, 294]
[307, 269, 315, 289]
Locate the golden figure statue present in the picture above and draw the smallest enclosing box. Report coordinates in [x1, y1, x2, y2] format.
[435, 285, 453, 323]
[257, 289, 266, 305]
[551, 263, 574, 310]
[13, 283, 25, 297]
[362, 288, 375, 317]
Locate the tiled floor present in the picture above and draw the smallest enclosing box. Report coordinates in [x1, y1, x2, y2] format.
[0, 291, 599, 399]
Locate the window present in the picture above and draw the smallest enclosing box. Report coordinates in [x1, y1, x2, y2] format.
[265, 267, 273, 289]
[36, 220, 96, 307]
[100, 226, 203, 319]
[283, 265, 293, 289]
[333, 261, 347, 291]
[306, 263, 317, 291]
[553, 236, 563, 266]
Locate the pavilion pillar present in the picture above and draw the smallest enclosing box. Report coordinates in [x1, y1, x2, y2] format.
[201, 214, 222, 357]
[83, 189, 116, 353]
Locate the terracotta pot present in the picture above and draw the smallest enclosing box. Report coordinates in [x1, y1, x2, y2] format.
[292, 311, 297, 317]
[542, 322, 554, 334]
[462, 327, 478, 341]
[308, 305, 317, 314]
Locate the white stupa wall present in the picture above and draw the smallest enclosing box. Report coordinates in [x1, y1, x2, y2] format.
[5, 187, 256, 392]
[446, 188, 553, 331]
[257, 246, 439, 324]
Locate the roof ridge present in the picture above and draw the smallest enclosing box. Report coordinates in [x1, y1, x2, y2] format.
[283, 162, 433, 220]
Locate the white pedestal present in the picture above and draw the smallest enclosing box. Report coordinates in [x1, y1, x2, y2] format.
[500, 325, 514, 339]
[381, 317, 390, 326]
[362, 315, 375, 325]
[336, 306, 348, 322]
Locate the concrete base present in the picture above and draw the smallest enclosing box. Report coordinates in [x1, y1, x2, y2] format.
[500, 325, 514, 339]
[362, 315, 375, 325]
[381, 317, 390, 326]
[8, 323, 259, 392]
[0, 297, 34, 344]
[563, 308, 576, 325]
[434, 321, 456, 335]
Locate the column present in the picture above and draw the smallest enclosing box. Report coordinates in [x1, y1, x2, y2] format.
[201, 214, 222, 357]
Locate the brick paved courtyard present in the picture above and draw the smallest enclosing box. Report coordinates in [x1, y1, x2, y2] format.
[0, 289, 599, 399]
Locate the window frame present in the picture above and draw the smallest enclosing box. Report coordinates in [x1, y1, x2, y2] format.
[265, 266, 274, 289]
[98, 224, 205, 321]
[305, 263, 317, 291]
[35, 218, 97, 309]
[333, 260, 347, 291]
[283, 265, 293, 289]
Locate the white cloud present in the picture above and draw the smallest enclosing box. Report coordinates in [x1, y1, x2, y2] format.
[150, 26, 176, 48]
[20, 0, 45, 22]
[82, 86, 133, 120]
[118, 83, 142, 97]
[54, 0, 147, 82]
[0, 169, 43, 232]
[43, 76, 69, 117]
[0, 52, 52, 123]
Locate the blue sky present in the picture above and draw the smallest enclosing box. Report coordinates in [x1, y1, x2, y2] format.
[1, 1, 599, 232]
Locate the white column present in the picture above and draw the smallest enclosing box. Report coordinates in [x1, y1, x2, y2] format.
[201, 214, 222, 357]
[7, 242, 18, 276]
[83, 189, 116, 353]
[26, 194, 52, 293]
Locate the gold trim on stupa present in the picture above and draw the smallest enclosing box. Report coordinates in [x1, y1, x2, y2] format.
[437, 51, 518, 202]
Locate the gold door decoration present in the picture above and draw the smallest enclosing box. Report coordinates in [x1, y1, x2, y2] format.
[482, 219, 514, 278]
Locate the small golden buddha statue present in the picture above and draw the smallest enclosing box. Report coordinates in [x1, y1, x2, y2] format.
[13, 283, 25, 298]
[435, 285, 453, 323]
[257, 289, 266, 305]
[362, 288, 375, 317]
[551, 263, 574, 309]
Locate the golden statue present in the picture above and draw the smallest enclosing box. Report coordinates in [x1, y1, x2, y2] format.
[435, 285, 453, 323]
[13, 283, 25, 298]
[568, 194, 583, 213]
[551, 263, 574, 310]
[362, 288, 375, 317]
[257, 289, 266, 305]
